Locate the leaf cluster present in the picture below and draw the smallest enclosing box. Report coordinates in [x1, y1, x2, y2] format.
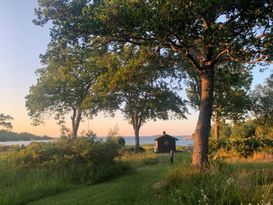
[186, 62, 252, 122]
[25, 44, 104, 125]
[0, 113, 13, 129]
[252, 73, 273, 126]
[94, 45, 188, 125]
[34, 0, 273, 67]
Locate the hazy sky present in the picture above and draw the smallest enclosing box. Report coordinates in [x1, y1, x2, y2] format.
[0, 1, 272, 137]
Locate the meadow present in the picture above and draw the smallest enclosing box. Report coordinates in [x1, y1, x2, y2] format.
[0, 140, 272, 205]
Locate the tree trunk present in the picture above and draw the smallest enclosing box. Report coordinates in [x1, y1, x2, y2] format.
[192, 68, 214, 167]
[71, 109, 82, 138]
[131, 114, 141, 152]
[214, 112, 219, 141]
[134, 126, 140, 153]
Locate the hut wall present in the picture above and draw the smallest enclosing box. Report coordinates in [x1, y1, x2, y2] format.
[156, 136, 176, 152]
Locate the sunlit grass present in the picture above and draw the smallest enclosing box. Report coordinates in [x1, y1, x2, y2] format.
[1, 149, 272, 205]
[166, 160, 273, 205]
[120, 151, 158, 167]
[0, 162, 75, 205]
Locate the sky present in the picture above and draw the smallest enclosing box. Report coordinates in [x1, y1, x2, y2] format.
[0, 1, 272, 138]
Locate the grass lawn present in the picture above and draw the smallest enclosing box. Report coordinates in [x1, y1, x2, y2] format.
[8, 151, 271, 205]
[27, 153, 191, 205]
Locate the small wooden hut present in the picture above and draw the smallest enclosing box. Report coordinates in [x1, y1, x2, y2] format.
[154, 131, 178, 153]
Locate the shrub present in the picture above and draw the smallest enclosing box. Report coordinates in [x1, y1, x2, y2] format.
[107, 136, 126, 147]
[8, 137, 130, 184]
[209, 138, 273, 159]
[121, 145, 145, 153]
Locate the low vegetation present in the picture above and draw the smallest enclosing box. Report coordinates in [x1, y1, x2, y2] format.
[166, 160, 273, 205]
[1, 131, 272, 205]
[210, 137, 273, 159]
[120, 150, 158, 167]
[0, 162, 75, 205]
[0, 137, 131, 205]
[22, 152, 272, 205]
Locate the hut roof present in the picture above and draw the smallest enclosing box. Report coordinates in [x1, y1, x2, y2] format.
[154, 131, 178, 141]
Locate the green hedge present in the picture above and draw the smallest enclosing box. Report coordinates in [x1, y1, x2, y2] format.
[209, 137, 273, 158]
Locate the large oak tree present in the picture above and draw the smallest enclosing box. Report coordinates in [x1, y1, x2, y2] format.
[34, 0, 273, 166]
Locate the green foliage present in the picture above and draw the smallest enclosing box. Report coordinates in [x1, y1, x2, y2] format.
[25, 45, 104, 137]
[118, 144, 158, 167]
[252, 74, 273, 127]
[121, 145, 145, 153]
[94, 45, 187, 152]
[106, 125, 125, 147]
[0, 130, 52, 142]
[120, 151, 158, 167]
[255, 124, 273, 139]
[166, 161, 273, 205]
[0, 114, 13, 129]
[210, 122, 232, 139]
[33, 0, 273, 165]
[187, 62, 252, 121]
[0, 137, 131, 205]
[188, 63, 252, 140]
[34, 1, 273, 65]
[26, 153, 190, 205]
[0, 164, 74, 205]
[230, 122, 257, 139]
[107, 136, 126, 147]
[10, 153, 272, 205]
[8, 138, 130, 184]
[209, 138, 273, 159]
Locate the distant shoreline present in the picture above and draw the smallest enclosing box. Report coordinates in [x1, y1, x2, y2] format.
[0, 135, 192, 141]
[0, 136, 194, 146]
[0, 139, 53, 142]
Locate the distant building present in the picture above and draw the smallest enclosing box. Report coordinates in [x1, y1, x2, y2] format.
[154, 131, 178, 153]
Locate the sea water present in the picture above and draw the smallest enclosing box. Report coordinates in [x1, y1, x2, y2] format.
[0, 136, 193, 146]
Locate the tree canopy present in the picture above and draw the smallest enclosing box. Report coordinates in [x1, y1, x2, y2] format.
[186, 62, 252, 140]
[34, 0, 273, 166]
[251, 73, 273, 138]
[95, 45, 187, 151]
[26, 45, 103, 138]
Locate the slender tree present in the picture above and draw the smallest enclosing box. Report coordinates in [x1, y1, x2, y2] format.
[26, 45, 102, 138]
[34, 0, 273, 166]
[96, 45, 187, 152]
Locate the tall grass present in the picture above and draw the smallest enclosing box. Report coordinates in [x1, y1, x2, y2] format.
[165, 161, 273, 205]
[120, 151, 158, 167]
[0, 138, 131, 205]
[0, 161, 75, 205]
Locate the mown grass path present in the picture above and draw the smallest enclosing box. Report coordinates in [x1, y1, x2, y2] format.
[27, 153, 191, 205]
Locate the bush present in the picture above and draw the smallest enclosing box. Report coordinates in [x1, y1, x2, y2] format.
[8, 137, 130, 184]
[0, 137, 132, 205]
[209, 138, 273, 159]
[121, 145, 145, 153]
[107, 136, 126, 147]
